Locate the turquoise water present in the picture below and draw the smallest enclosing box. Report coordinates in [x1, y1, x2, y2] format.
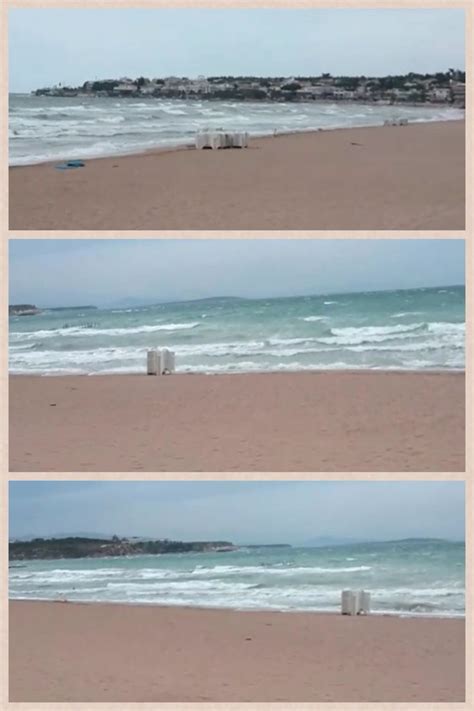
[9, 286, 465, 374]
[9, 539, 464, 617]
[9, 94, 464, 165]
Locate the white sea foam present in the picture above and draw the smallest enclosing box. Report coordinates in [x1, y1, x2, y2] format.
[427, 322, 465, 334]
[9, 94, 464, 165]
[10, 321, 200, 340]
[391, 311, 424, 318]
[331, 323, 424, 338]
[9, 286, 465, 374]
[9, 561, 464, 617]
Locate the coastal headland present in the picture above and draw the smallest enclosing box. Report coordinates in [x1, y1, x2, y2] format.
[9, 600, 465, 702]
[9, 370, 465, 471]
[9, 120, 465, 230]
[33, 70, 466, 104]
[9, 536, 238, 560]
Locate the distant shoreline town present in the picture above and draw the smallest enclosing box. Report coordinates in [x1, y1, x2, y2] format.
[33, 69, 465, 107]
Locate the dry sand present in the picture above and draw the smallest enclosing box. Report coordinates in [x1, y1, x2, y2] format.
[9, 120, 465, 230]
[9, 600, 465, 702]
[9, 371, 465, 472]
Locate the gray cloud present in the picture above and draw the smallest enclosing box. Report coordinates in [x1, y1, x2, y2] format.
[9, 481, 465, 543]
[9, 9, 465, 93]
[9, 239, 465, 307]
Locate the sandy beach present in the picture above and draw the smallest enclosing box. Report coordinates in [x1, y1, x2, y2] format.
[9, 120, 464, 230]
[9, 371, 465, 471]
[9, 600, 465, 702]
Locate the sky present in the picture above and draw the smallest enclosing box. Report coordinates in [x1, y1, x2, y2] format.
[9, 9, 465, 93]
[8, 239, 465, 307]
[9, 481, 465, 544]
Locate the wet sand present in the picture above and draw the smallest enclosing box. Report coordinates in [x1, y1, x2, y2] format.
[9, 120, 465, 230]
[9, 600, 465, 702]
[9, 371, 465, 471]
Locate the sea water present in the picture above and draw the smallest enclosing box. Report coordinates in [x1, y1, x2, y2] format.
[9, 286, 465, 375]
[9, 539, 465, 617]
[9, 94, 464, 165]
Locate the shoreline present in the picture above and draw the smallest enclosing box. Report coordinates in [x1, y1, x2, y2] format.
[10, 119, 465, 229]
[9, 371, 465, 471]
[8, 367, 466, 377]
[9, 115, 464, 168]
[9, 597, 465, 619]
[9, 138, 195, 169]
[9, 599, 465, 701]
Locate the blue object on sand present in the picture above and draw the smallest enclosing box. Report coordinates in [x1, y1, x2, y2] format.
[55, 160, 85, 170]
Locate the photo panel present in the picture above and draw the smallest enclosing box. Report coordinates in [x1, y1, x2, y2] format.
[8, 7, 465, 231]
[8, 479, 466, 703]
[8, 238, 465, 473]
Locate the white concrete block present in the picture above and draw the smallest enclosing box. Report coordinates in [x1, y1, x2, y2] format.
[209, 133, 222, 149]
[232, 131, 249, 148]
[161, 348, 175, 374]
[384, 118, 409, 127]
[196, 130, 249, 149]
[195, 132, 210, 149]
[341, 590, 359, 615]
[341, 589, 351, 614]
[147, 350, 159, 375]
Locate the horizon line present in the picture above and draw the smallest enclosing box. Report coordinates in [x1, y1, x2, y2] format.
[8, 534, 465, 545]
[12, 282, 465, 312]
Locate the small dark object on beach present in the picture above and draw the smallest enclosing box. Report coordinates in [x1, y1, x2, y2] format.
[55, 160, 85, 171]
[49, 403, 56, 406]
[351, 142, 363, 146]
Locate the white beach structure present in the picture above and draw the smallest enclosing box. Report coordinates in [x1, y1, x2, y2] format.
[383, 118, 409, 126]
[146, 349, 175, 375]
[161, 348, 175, 374]
[147, 350, 160, 375]
[230, 131, 249, 148]
[195, 130, 249, 149]
[341, 590, 371, 615]
[341, 589, 360, 615]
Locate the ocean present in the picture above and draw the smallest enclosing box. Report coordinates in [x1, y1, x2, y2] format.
[9, 539, 465, 617]
[9, 94, 464, 165]
[9, 286, 465, 375]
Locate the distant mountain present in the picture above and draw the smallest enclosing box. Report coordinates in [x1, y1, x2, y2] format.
[105, 297, 162, 309]
[49, 305, 97, 311]
[302, 536, 365, 548]
[106, 295, 246, 309]
[302, 536, 463, 548]
[241, 544, 292, 549]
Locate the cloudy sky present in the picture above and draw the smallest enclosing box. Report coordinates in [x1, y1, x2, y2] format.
[9, 239, 465, 308]
[9, 8, 465, 93]
[9, 481, 465, 543]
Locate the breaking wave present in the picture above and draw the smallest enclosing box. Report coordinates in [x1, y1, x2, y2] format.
[9, 287, 465, 374]
[10, 94, 465, 165]
[9, 540, 465, 617]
